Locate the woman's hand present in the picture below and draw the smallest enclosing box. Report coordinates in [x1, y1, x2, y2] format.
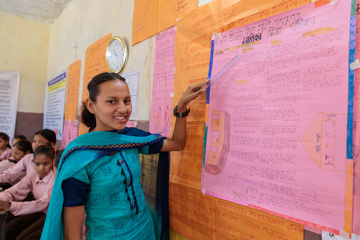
[177, 80, 209, 112]
[0, 200, 10, 211]
[161, 80, 209, 152]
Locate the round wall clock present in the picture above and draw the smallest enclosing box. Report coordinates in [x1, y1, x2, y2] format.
[106, 36, 128, 73]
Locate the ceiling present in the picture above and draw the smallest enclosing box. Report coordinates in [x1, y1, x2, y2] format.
[0, 0, 72, 24]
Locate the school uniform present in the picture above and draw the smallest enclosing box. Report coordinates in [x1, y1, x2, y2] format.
[0, 148, 13, 161]
[0, 170, 55, 239]
[0, 159, 17, 174]
[0, 154, 35, 184]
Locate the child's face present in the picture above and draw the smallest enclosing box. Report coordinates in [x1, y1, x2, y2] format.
[11, 138, 20, 146]
[33, 154, 53, 180]
[32, 135, 51, 151]
[86, 79, 132, 131]
[0, 138, 8, 150]
[12, 146, 27, 161]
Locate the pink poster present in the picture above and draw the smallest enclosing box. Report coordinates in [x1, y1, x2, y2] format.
[353, 0, 360, 235]
[149, 27, 176, 137]
[202, 0, 353, 233]
[61, 121, 79, 150]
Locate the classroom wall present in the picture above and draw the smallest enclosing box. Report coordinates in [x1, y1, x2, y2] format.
[0, 11, 50, 139]
[47, 0, 156, 121]
[0, 11, 50, 113]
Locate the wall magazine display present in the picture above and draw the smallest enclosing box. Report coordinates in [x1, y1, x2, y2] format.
[149, 26, 176, 137]
[202, 0, 354, 235]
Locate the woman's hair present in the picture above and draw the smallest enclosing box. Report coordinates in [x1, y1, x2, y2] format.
[0, 132, 11, 148]
[54, 149, 64, 168]
[13, 135, 27, 141]
[33, 145, 55, 160]
[81, 72, 126, 132]
[13, 140, 33, 153]
[34, 129, 57, 145]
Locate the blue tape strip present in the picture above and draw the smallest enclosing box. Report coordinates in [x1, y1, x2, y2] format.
[206, 40, 215, 104]
[346, 15, 356, 159]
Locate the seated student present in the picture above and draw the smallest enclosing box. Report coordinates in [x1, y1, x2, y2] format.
[0, 140, 33, 174]
[15, 149, 64, 240]
[11, 135, 27, 147]
[0, 145, 55, 240]
[0, 133, 13, 161]
[0, 129, 56, 185]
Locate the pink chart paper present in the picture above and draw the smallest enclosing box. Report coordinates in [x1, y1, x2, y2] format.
[352, 0, 360, 235]
[149, 27, 176, 137]
[61, 121, 79, 150]
[202, 0, 353, 231]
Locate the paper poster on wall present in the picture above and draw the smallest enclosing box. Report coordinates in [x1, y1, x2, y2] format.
[64, 60, 81, 122]
[170, 183, 303, 240]
[132, 0, 197, 45]
[170, 0, 310, 189]
[352, 0, 360, 235]
[202, 0, 354, 233]
[43, 71, 67, 140]
[60, 121, 78, 150]
[121, 70, 139, 120]
[149, 27, 176, 137]
[169, 0, 312, 239]
[0, 70, 19, 140]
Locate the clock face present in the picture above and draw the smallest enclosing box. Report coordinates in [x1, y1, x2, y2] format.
[106, 37, 128, 73]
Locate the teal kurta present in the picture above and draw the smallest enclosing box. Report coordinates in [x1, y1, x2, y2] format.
[41, 130, 165, 240]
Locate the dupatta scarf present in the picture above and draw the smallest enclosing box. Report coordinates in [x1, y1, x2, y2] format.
[41, 130, 169, 240]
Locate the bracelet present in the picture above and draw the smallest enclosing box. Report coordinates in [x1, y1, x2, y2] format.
[173, 105, 190, 118]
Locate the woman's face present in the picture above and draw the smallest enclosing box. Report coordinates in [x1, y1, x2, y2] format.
[12, 146, 27, 161]
[86, 79, 132, 132]
[32, 135, 51, 151]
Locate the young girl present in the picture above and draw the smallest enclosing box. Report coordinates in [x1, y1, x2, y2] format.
[0, 129, 56, 185]
[42, 72, 208, 239]
[0, 132, 13, 161]
[0, 140, 33, 173]
[11, 135, 27, 147]
[0, 144, 55, 239]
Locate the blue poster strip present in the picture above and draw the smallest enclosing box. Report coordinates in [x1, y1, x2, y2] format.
[347, 14, 356, 159]
[206, 40, 215, 104]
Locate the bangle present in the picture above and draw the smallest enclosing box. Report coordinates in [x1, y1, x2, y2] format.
[173, 105, 190, 118]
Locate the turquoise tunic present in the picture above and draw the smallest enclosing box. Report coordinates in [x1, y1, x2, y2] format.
[41, 129, 165, 240]
[71, 147, 157, 239]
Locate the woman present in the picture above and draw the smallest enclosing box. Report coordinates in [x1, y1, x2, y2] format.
[41, 72, 208, 239]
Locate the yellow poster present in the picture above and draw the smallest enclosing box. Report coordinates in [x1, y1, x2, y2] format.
[170, 183, 303, 240]
[132, 0, 198, 45]
[64, 59, 81, 122]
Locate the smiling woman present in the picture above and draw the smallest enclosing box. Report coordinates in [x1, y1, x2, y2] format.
[41, 72, 208, 240]
[83, 73, 131, 132]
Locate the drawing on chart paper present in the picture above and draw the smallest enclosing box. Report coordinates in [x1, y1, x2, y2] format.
[299, 113, 347, 171]
[205, 110, 230, 175]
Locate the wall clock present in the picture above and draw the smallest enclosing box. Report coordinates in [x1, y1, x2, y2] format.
[106, 36, 128, 73]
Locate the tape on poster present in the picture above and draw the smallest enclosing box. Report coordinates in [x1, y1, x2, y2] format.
[350, 59, 360, 70]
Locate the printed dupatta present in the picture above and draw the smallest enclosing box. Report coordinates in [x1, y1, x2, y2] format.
[41, 130, 169, 240]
